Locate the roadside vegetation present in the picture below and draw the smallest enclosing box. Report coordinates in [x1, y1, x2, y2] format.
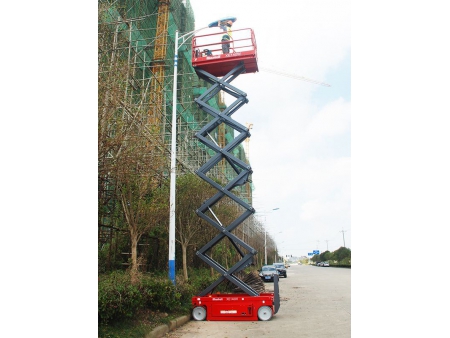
[308, 246, 351, 267]
[98, 269, 216, 337]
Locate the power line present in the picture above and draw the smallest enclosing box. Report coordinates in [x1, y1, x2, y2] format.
[259, 67, 331, 87]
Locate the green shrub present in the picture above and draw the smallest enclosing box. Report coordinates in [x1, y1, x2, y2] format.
[99, 271, 192, 324]
[98, 271, 144, 324]
[140, 277, 181, 312]
[340, 257, 351, 266]
[174, 270, 217, 305]
[99, 268, 230, 325]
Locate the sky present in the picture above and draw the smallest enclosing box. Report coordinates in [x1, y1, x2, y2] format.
[189, 0, 351, 257]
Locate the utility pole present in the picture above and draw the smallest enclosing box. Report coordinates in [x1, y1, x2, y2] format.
[325, 240, 329, 251]
[340, 228, 347, 247]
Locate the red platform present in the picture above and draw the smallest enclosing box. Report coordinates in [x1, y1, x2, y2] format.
[191, 293, 275, 321]
[192, 28, 259, 77]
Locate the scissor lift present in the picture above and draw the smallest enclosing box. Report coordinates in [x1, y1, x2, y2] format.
[190, 27, 280, 321]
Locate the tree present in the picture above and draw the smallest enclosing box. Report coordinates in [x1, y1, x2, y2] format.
[175, 174, 215, 281]
[311, 254, 320, 263]
[320, 250, 332, 262]
[332, 247, 351, 264]
[116, 168, 168, 284]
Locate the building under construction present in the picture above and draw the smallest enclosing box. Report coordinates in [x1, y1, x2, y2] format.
[98, 0, 259, 270]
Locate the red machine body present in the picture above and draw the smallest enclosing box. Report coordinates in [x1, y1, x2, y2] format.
[191, 293, 275, 321]
[192, 28, 258, 77]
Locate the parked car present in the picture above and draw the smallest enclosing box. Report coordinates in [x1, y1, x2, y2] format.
[258, 265, 279, 282]
[316, 262, 324, 266]
[323, 261, 330, 267]
[273, 262, 287, 278]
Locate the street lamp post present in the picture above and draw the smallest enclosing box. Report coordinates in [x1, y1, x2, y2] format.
[264, 223, 267, 265]
[264, 207, 280, 265]
[168, 24, 217, 284]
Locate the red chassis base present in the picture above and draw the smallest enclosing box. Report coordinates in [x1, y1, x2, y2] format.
[191, 293, 275, 321]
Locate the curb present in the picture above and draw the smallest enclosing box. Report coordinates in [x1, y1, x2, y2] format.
[144, 315, 191, 338]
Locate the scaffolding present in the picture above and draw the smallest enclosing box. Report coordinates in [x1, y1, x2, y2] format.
[98, 0, 253, 267]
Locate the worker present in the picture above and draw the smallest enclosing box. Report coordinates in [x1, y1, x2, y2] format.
[220, 20, 233, 54]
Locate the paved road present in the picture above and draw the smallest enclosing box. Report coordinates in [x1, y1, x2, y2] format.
[166, 264, 350, 338]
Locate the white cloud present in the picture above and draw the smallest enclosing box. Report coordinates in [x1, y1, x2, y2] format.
[304, 98, 351, 141]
